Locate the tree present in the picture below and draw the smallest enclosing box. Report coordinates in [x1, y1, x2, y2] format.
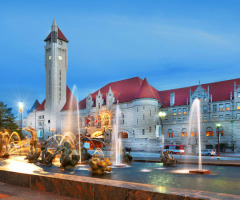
[0, 101, 23, 139]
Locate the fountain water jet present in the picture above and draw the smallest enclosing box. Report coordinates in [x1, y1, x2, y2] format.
[188, 99, 210, 174]
[64, 85, 81, 163]
[112, 102, 126, 167]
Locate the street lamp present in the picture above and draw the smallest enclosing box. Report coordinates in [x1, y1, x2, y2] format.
[216, 123, 221, 157]
[158, 111, 167, 157]
[18, 101, 23, 136]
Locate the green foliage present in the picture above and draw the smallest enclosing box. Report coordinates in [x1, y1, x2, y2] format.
[0, 101, 23, 139]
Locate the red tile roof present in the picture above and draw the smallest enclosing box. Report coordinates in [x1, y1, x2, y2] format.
[77, 77, 161, 109]
[37, 99, 45, 111]
[44, 28, 69, 42]
[159, 78, 240, 107]
[61, 86, 78, 111]
[135, 78, 161, 100]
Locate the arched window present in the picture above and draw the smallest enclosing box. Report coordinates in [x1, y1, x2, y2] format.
[206, 127, 213, 137]
[216, 127, 224, 136]
[91, 116, 95, 127]
[168, 129, 173, 138]
[97, 115, 101, 127]
[190, 129, 197, 137]
[181, 128, 187, 137]
[104, 114, 109, 125]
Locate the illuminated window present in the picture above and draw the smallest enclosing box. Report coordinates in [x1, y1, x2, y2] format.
[206, 127, 213, 137]
[168, 129, 173, 137]
[178, 108, 181, 115]
[226, 103, 230, 111]
[173, 119, 176, 124]
[191, 131, 197, 137]
[216, 127, 224, 136]
[238, 92, 240, 98]
[213, 105, 217, 112]
[219, 104, 223, 111]
[182, 128, 187, 137]
[173, 109, 176, 115]
[183, 108, 187, 115]
[104, 115, 109, 125]
[237, 103, 240, 110]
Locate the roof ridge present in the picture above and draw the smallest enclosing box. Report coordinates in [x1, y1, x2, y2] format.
[159, 77, 240, 92]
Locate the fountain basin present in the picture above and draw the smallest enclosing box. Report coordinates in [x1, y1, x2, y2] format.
[189, 170, 210, 174]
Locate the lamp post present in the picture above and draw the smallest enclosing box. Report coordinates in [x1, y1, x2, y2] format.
[18, 101, 23, 136]
[216, 123, 221, 157]
[50, 128, 55, 148]
[158, 111, 167, 157]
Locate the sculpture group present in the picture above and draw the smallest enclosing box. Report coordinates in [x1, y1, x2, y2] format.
[1, 126, 177, 175]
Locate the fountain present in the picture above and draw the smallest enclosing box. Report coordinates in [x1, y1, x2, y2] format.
[0, 130, 24, 158]
[112, 102, 126, 167]
[64, 85, 82, 163]
[188, 99, 210, 174]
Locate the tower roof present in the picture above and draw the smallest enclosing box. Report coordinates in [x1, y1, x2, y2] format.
[44, 27, 69, 43]
[135, 78, 160, 100]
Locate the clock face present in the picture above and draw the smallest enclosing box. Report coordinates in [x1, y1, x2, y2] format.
[58, 56, 63, 61]
[48, 55, 52, 60]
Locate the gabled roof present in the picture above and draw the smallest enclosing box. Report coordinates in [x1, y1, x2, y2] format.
[78, 77, 161, 109]
[159, 78, 240, 107]
[135, 78, 160, 100]
[44, 28, 69, 43]
[28, 100, 40, 114]
[61, 86, 78, 111]
[37, 99, 45, 111]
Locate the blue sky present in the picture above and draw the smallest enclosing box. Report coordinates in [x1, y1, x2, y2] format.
[0, 0, 240, 116]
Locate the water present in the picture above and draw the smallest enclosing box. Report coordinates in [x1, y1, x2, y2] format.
[64, 85, 81, 162]
[188, 99, 202, 171]
[4, 157, 240, 196]
[112, 102, 123, 165]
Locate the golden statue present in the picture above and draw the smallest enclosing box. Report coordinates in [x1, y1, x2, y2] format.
[0, 130, 9, 157]
[89, 154, 112, 175]
[24, 126, 38, 154]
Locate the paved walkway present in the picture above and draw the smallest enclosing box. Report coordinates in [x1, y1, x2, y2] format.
[0, 182, 77, 200]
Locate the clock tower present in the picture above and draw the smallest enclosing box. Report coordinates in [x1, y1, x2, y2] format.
[44, 19, 68, 130]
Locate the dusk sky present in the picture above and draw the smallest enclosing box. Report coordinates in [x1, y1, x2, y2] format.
[0, 0, 240, 117]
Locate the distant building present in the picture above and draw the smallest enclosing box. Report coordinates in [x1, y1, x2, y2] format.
[26, 20, 240, 152]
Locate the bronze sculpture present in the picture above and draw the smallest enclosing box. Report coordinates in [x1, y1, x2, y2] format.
[160, 150, 177, 166]
[89, 154, 112, 175]
[24, 126, 40, 162]
[53, 142, 79, 168]
[0, 130, 10, 158]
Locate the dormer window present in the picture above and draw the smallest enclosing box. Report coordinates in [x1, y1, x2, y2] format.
[170, 92, 175, 106]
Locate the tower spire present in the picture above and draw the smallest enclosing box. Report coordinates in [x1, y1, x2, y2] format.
[51, 19, 57, 31]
